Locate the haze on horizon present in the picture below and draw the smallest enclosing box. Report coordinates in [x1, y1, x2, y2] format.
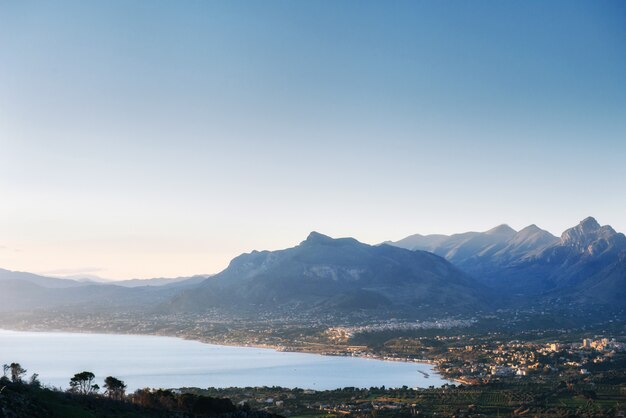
[1, 1, 625, 280]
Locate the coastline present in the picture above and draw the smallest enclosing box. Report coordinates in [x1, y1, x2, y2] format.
[0, 326, 457, 386]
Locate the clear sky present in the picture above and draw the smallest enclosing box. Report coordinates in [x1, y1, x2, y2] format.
[1, 1, 625, 279]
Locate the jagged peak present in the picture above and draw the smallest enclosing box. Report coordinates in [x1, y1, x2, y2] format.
[560, 217, 624, 250]
[578, 216, 601, 232]
[563, 217, 602, 239]
[599, 224, 617, 235]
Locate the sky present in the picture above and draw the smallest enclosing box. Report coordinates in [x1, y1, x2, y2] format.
[1, 1, 625, 279]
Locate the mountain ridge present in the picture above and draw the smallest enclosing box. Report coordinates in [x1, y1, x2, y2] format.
[166, 231, 490, 317]
[386, 217, 626, 306]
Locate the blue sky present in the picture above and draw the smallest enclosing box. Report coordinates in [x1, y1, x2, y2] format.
[1, 1, 625, 278]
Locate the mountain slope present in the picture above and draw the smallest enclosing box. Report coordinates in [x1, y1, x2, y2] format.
[497, 217, 626, 296]
[576, 251, 626, 305]
[165, 232, 489, 317]
[386, 224, 558, 280]
[0, 268, 89, 289]
[388, 217, 626, 307]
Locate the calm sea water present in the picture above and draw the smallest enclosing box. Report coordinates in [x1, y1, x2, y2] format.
[0, 329, 450, 391]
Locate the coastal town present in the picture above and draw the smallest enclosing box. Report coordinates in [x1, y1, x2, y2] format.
[375, 336, 626, 385]
[2, 308, 625, 386]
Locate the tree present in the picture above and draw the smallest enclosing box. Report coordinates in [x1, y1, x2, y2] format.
[10, 363, 26, 383]
[69, 371, 99, 395]
[104, 376, 127, 400]
[29, 373, 41, 387]
[0, 364, 9, 386]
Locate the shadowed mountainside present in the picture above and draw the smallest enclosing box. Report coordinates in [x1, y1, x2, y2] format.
[164, 232, 489, 317]
[387, 217, 626, 306]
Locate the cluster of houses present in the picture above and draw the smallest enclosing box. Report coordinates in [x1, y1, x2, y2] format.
[438, 337, 626, 383]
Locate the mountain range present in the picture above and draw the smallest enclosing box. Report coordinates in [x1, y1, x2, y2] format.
[386, 217, 626, 304]
[0, 217, 624, 320]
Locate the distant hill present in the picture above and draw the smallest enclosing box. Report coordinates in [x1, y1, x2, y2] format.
[164, 232, 489, 317]
[0, 268, 90, 289]
[111, 275, 213, 288]
[0, 268, 211, 289]
[0, 269, 212, 313]
[0, 279, 174, 313]
[49, 273, 214, 288]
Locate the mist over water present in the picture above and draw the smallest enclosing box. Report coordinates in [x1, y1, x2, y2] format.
[0, 330, 449, 391]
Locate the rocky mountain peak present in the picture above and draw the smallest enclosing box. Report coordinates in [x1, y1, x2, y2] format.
[561, 217, 599, 242]
[560, 217, 625, 254]
[579, 216, 601, 232]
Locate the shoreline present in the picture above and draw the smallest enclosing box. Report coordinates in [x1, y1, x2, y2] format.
[0, 326, 459, 387]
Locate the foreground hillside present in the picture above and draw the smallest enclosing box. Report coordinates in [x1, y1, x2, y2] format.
[2, 363, 624, 418]
[0, 378, 276, 418]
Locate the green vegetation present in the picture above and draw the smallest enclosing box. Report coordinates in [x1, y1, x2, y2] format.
[185, 381, 626, 417]
[0, 363, 277, 418]
[69, 371, 99, 395]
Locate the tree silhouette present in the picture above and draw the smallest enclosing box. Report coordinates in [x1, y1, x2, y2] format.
[69, 371, 99, 395]
[104, 376, 127, 400]
[9, 363, 26, 383]
[29, 373, 41, 387]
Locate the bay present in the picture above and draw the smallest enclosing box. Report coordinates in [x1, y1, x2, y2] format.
[0, 329, 450, 391]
